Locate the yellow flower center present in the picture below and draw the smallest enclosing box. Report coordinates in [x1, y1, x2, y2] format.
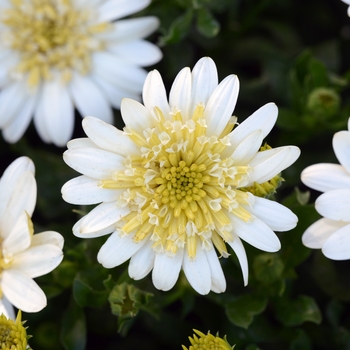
[182, 329, 233, 350]
[0, 311, 28, 350]
[1, 0, 110, 86]
[102, 105, 253, 258]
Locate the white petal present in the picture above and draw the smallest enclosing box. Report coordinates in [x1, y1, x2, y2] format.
[205, 244, 226, 293]
[182, 241, 211, 295]
[0, 297, 15, 320]
[33, 85, 52, 143]
[66, 138, 97, 150]
[82, 116, 139, 155]
[78, 201, 130, 234]
[152, 249, 184, 291]
[191, 57, 218, 114]
[247, 196, 298, 231]
[226, 235, 249, 286]
[333, 130, 350, 174]
[247, 146, 300, 185]
[11, 244, 63, 278]
[97, 0, 150, 23]
[169, 67, 192, 119]
[69, 73, 112, 123]
[108, 40, 162, 67]
[142, 70, 170, 115]
[204, 74, 239, 136]
[228, 213, 281, 252]
[2, 270, 46, 313]
[39, 78, 74, 147]
[121, 98, 153, 132]
[2, 93, 37, 143]
[322, 223, 350, 260]
[315, 189, 350, 221]
[31, 231, 64, 250]
[301, 163, 350, 192]
[2, 212, 32, 254]
[62, 175, 124, 205]
[302, 218, 346, 249]
[128, 238, 155, 280]
[63, 147, 125, 179]
[228, 103, 278, 150]
[73, 220, 116, 239]
[97, 230, 147, 268]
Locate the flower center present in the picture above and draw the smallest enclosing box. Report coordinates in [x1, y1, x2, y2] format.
[102, 105, 253, 258]
[0, 311, 28, 350]
[182, 330, 233, 350]
[1, 0, 110, 86]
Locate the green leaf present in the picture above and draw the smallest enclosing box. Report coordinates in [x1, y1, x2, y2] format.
[226, 295, 268, 329]
[275, 295, 322, 326]
[73, 277, 108, 308]
[290, 329, 312, 350]
[60, 299, 86, 350]
[196, 7, 220, 37]
[253, 253, 284, 284]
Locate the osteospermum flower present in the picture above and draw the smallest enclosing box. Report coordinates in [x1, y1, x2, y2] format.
[182, 330, 234, 350]
[0, 311, 30, 350]
[62, 57, 299, 295]
[301, 118, 350, 259]
[0, 0, 162, 146]
[0, 157, 64, 318]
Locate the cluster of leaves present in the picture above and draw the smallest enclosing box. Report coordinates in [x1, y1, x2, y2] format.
[2, 0, 350, 349]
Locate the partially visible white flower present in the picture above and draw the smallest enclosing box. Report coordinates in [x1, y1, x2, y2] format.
[301, 118, 350, 260]
[341, 0, 350, 16]
[62, 57, 299, 295]
[0, 157, 64, 318]
[0, 0, 162, 146]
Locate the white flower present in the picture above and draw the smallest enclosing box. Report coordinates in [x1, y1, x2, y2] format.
[301, 118, 350, 260]
[0, 0, 162, 146]
[341, 0, 350, 16]
[62, 57, 299, 295]
[0, 157, 64, 319]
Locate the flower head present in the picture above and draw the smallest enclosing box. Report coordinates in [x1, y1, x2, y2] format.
[62, 57, 299, 295]
[0, 0, 162, 146]
[0, 310, 29, 350]
[0, 157, 64, 318]
[182, 330, 234, 350]
[301, 118, 350, 260]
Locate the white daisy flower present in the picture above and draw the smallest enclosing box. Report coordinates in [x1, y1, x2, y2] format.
[341, 0, 350, 16]
[301, 117, 350, 260]
[0, 0, 162, 146]
[62, 57, 300, 295]
[0, 157, 64, 319]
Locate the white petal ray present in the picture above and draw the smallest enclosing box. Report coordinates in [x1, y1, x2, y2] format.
[182, 241, 211, 295]
[0, 297, 15, 320]
[97, 0, 150, 23]
[128, 238, 155, 280]
[62, 175, 124, 205]
[69, 73, 112, 123]
[315, 189, 350, 221]
[191, 57, 218, 114]
[97, 230, 147, 268]
[152, 249, 184, 291]
[204, 244, 226, 293]
[73, 220, 116, 239]
[2, 270, 46, 313]
[333, 130, 350, 174]
[246, 146, 300, 186]
[82, 116, 139, 156]
[121, 98, 153, 132]
[322, 223, 350, 260]
[302, 218, 346, 249]
[228, 103, 278, 149]
[204, 74, 239, 136]
[169, 67, 192, 119]
[226, 235, 249, 286]
[108, 40, 162, 67]
[246, 196, 298, 232]
[301, 163, 350, 192]
[66, 138, 97, 150]
[31, 231, 64, 250]
[11, 244, 63, 278]
[228, 213, 281, 252]
[142, 69, 170, 115]
[63, 148, 125, 180]
[78, 201, 130, 234]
